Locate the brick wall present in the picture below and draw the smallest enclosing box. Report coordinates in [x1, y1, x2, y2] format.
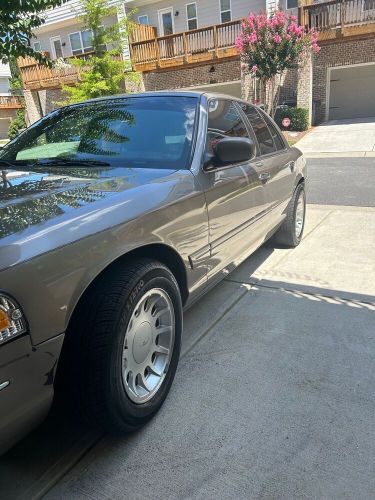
[142, 59, 241, 91]
[24, 88, 67, 125]
[312, 36, 375, 123]
[241, 67, 297, 106]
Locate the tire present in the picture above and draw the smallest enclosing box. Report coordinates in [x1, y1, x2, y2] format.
[273, 182, 306, 248]
[61, 258, 182, 433]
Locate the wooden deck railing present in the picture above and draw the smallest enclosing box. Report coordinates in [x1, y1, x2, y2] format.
[130, 20, 242, 71]
[0, 96, 24, 109]
[302, 0, 375, 39]
[17, 52, 119, 90]
[129, 22, 157, 43]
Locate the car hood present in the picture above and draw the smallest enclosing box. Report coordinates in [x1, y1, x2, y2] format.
[0, 165, 182, 267]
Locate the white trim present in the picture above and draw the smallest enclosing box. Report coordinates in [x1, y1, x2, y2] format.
[326, 67, 331, 122]
[33, 41, 42, 52]
[50, 36, 63, 59]
[138, 14, 149, 24]
[158, 7, 175, 36]
[186, 2, 198, 30]
[219, 0, 232, 23]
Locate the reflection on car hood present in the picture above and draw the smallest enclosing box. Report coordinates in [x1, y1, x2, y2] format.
[0, 166, 176, 243]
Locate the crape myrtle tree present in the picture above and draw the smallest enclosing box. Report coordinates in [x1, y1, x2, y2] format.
[60, 0, 140, 104]
[236, 10, 320, 116]
[0, 0, 68, 63]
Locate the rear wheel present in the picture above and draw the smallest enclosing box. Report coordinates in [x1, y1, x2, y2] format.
[63, 258, 182, 433]
[274, 182, 306, 248]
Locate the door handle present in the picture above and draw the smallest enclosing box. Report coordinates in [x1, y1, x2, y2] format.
[255, 161, 264, 168]
[259, 172, 271, 182]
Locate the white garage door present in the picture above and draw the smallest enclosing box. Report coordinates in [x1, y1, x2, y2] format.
[183, 81, 242, 99]
[329, 64, 375, 120]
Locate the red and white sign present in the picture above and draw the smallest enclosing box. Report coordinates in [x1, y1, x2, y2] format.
[282, 117, 291, 128]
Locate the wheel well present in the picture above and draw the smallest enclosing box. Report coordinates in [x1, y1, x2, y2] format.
[70, 244, 189, 327]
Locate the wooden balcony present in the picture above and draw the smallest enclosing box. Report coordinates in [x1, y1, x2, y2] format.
[0, 96, 24, 109]
[17, 51, 100, 91]
[301, 0, 375, 41]
[130, 20, 241, 72]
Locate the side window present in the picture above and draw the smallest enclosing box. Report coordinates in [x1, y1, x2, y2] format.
[205, 99, 249, 167]
[261, 112, 286, 151]
[242, 105, 276, 156]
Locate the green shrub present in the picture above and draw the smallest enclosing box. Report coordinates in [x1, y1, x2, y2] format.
[8, 110, 26, 141]
[276, 107, 309, 132]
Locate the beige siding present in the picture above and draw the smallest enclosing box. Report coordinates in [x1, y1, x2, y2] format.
[31, 15, 118, 59]
[129, 0, 266, 35]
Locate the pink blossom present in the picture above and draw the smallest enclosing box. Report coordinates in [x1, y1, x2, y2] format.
[251, 64, 258, 73]
[273, 34, 282, 44]
[246, 33, 258, 43]
[235, 37, 245, 51]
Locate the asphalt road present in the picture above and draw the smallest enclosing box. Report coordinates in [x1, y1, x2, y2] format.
[307, 157, 375, 207]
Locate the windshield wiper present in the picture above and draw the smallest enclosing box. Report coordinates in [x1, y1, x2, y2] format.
[32, 159, 112, 167]
[0, 159, 32, 169]
[0, 158, 112, 170]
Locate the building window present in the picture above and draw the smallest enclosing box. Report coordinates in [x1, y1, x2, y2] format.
[220, 0, 231, 22]
[286, 0, 298, 9]
[69, 29, 94, 56]
[363, 0, 375, 10]
[138, 15, 149, 25]
[186, 3, 198, 30]
[33, 41, 42, 52]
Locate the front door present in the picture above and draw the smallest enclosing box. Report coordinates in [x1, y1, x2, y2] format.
[50, 36, 63, 59]
[198, 98, 268, 280]
[158, 8, 174, 36]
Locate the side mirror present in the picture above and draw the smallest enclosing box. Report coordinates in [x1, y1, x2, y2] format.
[205, 137, 255, 171]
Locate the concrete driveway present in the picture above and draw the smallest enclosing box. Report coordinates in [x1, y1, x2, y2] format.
[296, 117, 375, 156]
[29, 204, 374, 499]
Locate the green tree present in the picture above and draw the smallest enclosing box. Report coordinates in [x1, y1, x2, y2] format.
[0, 0, 68, 63]
[9, 57, 22, 91]
[8, 110, 27, 141]
[237, 11, 320, 116]
[61, 0, 139, 104]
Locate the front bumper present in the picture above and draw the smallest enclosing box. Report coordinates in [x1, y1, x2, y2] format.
[0, 333, 64, 455]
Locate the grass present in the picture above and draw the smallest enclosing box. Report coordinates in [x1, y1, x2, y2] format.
[288, 139, 297, 147]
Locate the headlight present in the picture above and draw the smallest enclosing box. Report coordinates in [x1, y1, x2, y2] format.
[0, 294, 27, 346]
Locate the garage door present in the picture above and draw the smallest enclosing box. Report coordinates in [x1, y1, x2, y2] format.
[0, 118, 11, 139]
[329, 64, 375, 120]
[184, 81, 242, 99]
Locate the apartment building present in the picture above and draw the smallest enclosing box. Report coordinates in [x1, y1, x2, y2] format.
[17, 0, 375, 127]
[0, 64, 25, 139]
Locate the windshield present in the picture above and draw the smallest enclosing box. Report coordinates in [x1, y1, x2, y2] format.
[0, 96, 198, 170]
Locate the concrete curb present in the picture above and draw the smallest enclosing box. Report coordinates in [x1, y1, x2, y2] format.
[303, 151, 375, 158]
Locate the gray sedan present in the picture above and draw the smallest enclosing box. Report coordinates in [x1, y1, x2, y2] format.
[0, 92, 306, 454]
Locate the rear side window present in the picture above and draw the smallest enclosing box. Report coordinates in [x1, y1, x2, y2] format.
[205, 99, 249, 166]
[242, 105, 276, 156]
[261, 111, 286, 151]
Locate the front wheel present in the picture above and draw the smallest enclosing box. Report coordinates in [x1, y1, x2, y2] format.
[274, 182, 306, 248]
[68, 259, 182, 433]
